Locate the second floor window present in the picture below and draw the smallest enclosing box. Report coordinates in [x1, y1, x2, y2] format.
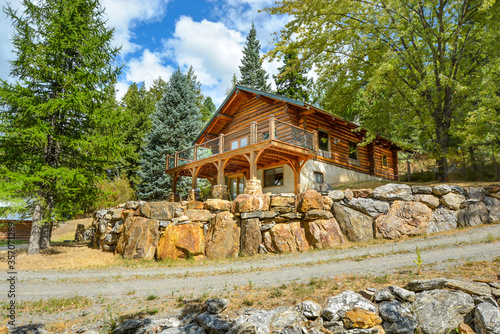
[382, 153, 388, 167]
[349, 141, 358, 161]
[318, 130, 329, 151]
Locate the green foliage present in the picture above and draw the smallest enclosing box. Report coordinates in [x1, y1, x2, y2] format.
[95, 176, 135, 209]
[266, 0, 500, 181]
[200, 96, 216, 123]
[137, 69, 202, 200]
[238, 22, 271, 91]
[274, 50, 312, 102]
[414, 246, 422, 275]
[0, 0, 122, 233]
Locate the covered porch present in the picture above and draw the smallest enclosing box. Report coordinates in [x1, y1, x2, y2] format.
[165, 116, 318, 201]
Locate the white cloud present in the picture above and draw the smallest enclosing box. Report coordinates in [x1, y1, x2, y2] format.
[165, 16, 245, 105]
[101, 0, 170, 55]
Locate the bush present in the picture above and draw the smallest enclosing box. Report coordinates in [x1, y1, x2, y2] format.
[96, 176, 135, 209]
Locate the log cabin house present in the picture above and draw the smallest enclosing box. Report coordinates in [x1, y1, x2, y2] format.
[165, 85, 400, 200]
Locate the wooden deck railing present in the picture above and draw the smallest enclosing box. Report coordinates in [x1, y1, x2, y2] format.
[166, 116, 317, 170]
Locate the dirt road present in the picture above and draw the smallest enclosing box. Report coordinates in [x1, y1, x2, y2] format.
[16, 224, 500, 301]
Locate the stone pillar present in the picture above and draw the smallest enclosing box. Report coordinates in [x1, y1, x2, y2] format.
[244, 178, 262, 195]
[188, 188, 201, 201]
[212, 185, 229, 200]
[168, 192, 180, 202]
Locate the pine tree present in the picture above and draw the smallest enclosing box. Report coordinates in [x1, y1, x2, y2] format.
[238, 22, 271, 91]
[0, 0, 121, 254]
[274, 51, 312, 102]
[200, 96, 216, 123]
[137, 69, 202, 201]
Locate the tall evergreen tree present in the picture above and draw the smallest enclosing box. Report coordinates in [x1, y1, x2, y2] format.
[238, 22, 271, 91]
[137, 69, 202, 200]
[274, 51, 312, 102]
[0, 0, 121, 254]
[200, 96, 216, 123]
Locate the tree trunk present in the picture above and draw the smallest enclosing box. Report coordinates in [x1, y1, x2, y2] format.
[40, 222, 52, 249]
[469, 146, 479, 175]
[27, 202, 42, 255]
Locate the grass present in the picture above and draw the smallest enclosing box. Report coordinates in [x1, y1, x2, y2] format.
[2, 295, 92, 313]
[51, 217, 92, 242]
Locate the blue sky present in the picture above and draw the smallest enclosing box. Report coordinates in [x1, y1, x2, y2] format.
[0, 0, 290, 106]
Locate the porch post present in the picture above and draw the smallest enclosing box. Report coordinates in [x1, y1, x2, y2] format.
[217, 160, 225, 185]
[313, 130, 319, 151]
[212, 159, 228, 200]
[174, 151, 179, 167]
[269, 115, 275, 140]
[219, 134, 224, 154]
[249, 151, 257, 179]
[165, 154, 170, 171]
[169, 172, 180, 202]
[193, 144, 198, 161]
[250, 122, 257, 144]
[191, 167, 198, 189]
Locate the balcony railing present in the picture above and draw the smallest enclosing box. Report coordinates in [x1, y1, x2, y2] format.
[166, 116, 318, 170]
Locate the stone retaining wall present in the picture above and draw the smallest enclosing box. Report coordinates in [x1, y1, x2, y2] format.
[91, 183, 500, 261]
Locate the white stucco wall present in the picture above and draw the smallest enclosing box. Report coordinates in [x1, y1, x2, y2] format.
[300, 159, 383, 191]
[257, 164, 295, 194]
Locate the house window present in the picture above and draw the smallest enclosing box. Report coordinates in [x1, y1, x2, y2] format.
[240, 137, 248, 147]
[318, 130, 329, 151]
[231, 140, 238, 150]
[262, 130, 276, 140]
[382, 153, 388, 168]
[264, 167, 284, 187]
[348, 142, 358, 161]
[231, 137, 248, 150]
[314, 171, 324, 183]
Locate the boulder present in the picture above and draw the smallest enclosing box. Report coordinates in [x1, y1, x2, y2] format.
[483, 184, 500, 193]
[187, 201, 204, 210]
[195, 312, 233, 334]
[389, 286, 416, 303]
[204, 199, 232, 212]
[240, 211, 276, 220]
[322, 291, 377, 321]
[348, 198, 390, 218]
[411, 186, 432, 195]
[427, 207, 458, 233]
[115, 217, 159, 260]
[186, 210, 215, 222]
[466, 187, 488, 201]
[123, 201, 143, 210]
[297, 190, 323, 212]
[296, 300, 322, 319]
[141, 202, 180, 220]
[441, 193, 466, 210]
[271, 196, 295, 207]
[156, 223, 205, 260]
[228, 308, 284, 334]
[458, 202, 490, 227]
[304, 218, 346, 249]
[374, 288, 395, 302]
[74, 224, 86, 242]
[108, 208, 124, 220]
[207, 298, 230, 314]
[379, 301, 418, 334]
[333, 204, 374, 242]
[344, 189, 354, 201]
[457, 323, 475, 334]
[413, 290, 474, 334]
[352, 189, 373, 198]
[415, 194, 440, 209]
[323, 196, 334, 211]
[279, 212, 303, 220]
[343, 308, 382, 329]
[328, 190, 345, 201]
[244, 179, 263, 196]
[121, 210, 135, 220]
[205, 212, 240, 259]
[373, 184, 413, 201]
[474, 302, 500, 334]
[240, 218, 262, 256]
[264, 221, 309, 253]
[405, 278, 447, 292]
[271, 310, 306, 331]
[375, 201, 432, 240]
[444, 279, 492, 297]
[432, 184, 452, 196]
[232, 194, 270, 213]
[484, 196, 500, 222]
[304, 209, 334, 220]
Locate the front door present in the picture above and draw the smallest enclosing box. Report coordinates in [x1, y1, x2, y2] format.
[228, 176, 245, 200]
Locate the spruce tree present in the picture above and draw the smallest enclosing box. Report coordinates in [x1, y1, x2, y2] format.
[137, 69, 202, 201]
[274, 51, 312, 102]
[0, 0, 122, 254]
[200, 96, 216, 123]
[238, 22, 271, 91]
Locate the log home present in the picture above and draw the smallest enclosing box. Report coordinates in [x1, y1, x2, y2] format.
[165, 85, 400, 200]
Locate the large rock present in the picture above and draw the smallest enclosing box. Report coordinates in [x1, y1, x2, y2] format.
[304, 209, 333, 220]
[352, 189, 373, 198]
[466, 187, 488, 201]
[232, 194, 270, 213]
[141, 201, 180, 220]
[415, 194, 440, 209]
[405, 278, 447, 292]
[427, 207, 458, 233]
[207, 298, 230, 314]
[240, 218, 262, 256]
[379, 301, 417, 334]
[323, 196, 334, 211]
[411, 186, 432, 195]
[195, 312, 233, 334]
[444, 279, 492, 297]
[457, 202, 490, 227]
[115, 217, 159, 260]
[271, 196, 295, 207]
[264, 221, 309, 253]
[474, 302, 500, 334]
[322, 291, 377, 321]
[205, 212, 240, 259]
[156, 223, 205, 260]
[343, 308, 382, 329]
[240, 211, 276, 220]
[373, 184, 413, 201]
[228, 308, 284, 334]
[328, 190, 345, 201]
[186, 210, 215, 222]
[375, 201, 432, 240]
[441, 193, 466, 210]
[297, 190, 324, 212]
[484, 196, 500, 222]
[348, 198, 390, 218]
[205, 199, 232, 212]
[484, 184, 500, 193]
[271, 310, 306, 332]
[432, 184, 452, 196]
[413, 290, 474, 334]
[304, 218, 346, 249]
[333, 204, 373, 242]
[296, 300, 322, 319]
